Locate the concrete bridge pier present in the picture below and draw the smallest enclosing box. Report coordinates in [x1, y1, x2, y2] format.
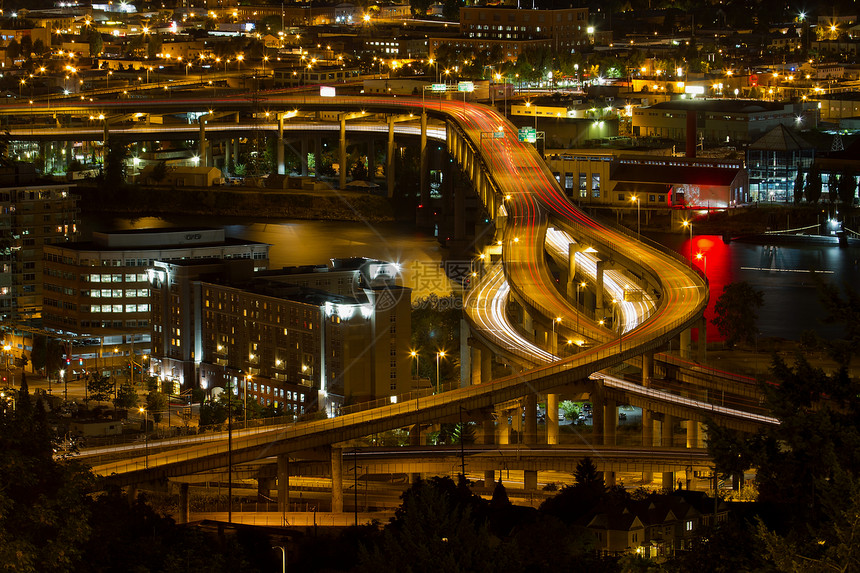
[331, 447, 344, 513]
[679, 328, 692, 359]
[591, 383, 605, 445]
[522, 309, 534, 341]
[604, 399, 618, 446]
[481, 419, 495, 445]
[524, 393, 537, 445]
[642, 351, 654, 386]
[546, 393, 559, 445]
[470, 344, 481, 385]
[662, 414, 676, 447]
[257, 476, 273, 502]
[484, 470, 495, 487]
[277, 454, 290, 514]
[662, 471, 675, 491]
[496, 411, 511, 445]
[565, 243, 578, 302]
[524, 470, 538, 490]
[178, 482, 190, 524]
[641, 410, 655, 483]
[601, 471, 616, 488]
[512, 404, 523, 442]
[410, 423, 421, 445]
[687, 419, 701, 449]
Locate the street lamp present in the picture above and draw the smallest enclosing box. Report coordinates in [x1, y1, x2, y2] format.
[682, 220, 693, 266]
[695, 252, 707, 275]
[576, 281, 586, 332]
[138, 406, 149, 468]
[409, 349, 421, 410]
[435, 350, 446, 393]
[60, 368, 66, 401]
[244, 373, 251, 426]
[630, 195, 641, 235]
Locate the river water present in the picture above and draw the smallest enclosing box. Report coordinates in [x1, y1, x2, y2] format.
[81, 214, 859, 342]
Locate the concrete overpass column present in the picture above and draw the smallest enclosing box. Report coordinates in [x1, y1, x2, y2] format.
[178, 482, 190, 523]
[484, 470, 495, 487]
[566, 243, 577, 302]
[410, 423, 421, 445]
[481, 419, 495, 445]
[331, 447, 344, 513]
[642, 351, 654, 386]
[679, 328, 692, 359]
[277, 113, 285, 175]
[524, 470, 538, 490]
[604, 399, 617, 446]
[481, 346, 492, 384]
[300, 137, 309, 176]
[496, 411, 510, 445]
[65, 141, 73, 168]
[339, 114, 347, 190]
[546, 393, 559, 445]
[257, 476, 273, 501]
[662, 415, 675, 447]
[386, 116, 395, 199]
[524, 393, 537, 445]
[662, 471, 675, 491]
[512, 404, 523, 442]
[601, 471, 616, 488]
[522, 310, 534, 340]
[595, 260, 605, 315]
[686, 419, 700, 449]
[697, 317, 707, 363]
[233, 137, 239, 167]
[277, 454, 290, 514]
[470, 345, 482, 385]
[591, 383, 605, 446]
[642, 409, 654, 447]
[420, 112, 429, 206]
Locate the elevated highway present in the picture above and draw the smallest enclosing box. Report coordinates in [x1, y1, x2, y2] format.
[9, 95, 725, 490]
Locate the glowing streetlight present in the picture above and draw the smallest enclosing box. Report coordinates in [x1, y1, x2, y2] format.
[630, 195, 641, 235]
[435, 350, 446, 393]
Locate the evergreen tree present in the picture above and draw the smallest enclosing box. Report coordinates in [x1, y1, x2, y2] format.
[793, 166, 804, 204]
[838, 171, 857, 205]
[805, 166, 822, 203]
[711, 281, 764, 349]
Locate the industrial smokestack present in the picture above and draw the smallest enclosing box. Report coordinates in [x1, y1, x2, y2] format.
[686, 110, 696, 158]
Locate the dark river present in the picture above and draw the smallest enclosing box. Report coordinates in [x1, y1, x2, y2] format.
[81, 214, 859, 343]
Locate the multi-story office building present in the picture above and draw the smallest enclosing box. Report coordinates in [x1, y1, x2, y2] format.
[149, 257, 412, 416]
[0, 164, 78, 322]
[42, 228, 270, 370]
[430, 6, 590, 62]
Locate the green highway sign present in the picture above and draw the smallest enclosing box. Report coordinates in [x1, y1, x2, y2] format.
[457, 81, 475, 92]
[517, 127, 537, 143]
[431, 83, 447, 92]
[493, 131, 504, 139]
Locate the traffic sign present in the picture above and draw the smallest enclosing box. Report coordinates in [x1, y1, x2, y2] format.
[517, 127, 537, 143]
[457, 81, 475, 92]
[493, 131, 504, 139]
[431, 83, 447, 92]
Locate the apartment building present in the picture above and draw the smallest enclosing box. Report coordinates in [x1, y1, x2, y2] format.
[0, 165, 78, 322]
[149, 257, 412, 416]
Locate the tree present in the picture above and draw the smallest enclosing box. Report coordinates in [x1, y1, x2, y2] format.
[6, 39, 20, 61]
[793, 166, 804, 204]
[805, 166, 822, 203]
[113, 380, 138, 410]
[574, 456, 602, 488]
[828, 172, 840, 203]
[816, 274, 860, 365]
[711, 281, 764, 349]
[145, 390, 168, 423]
[87, 373, 115, 404]
[103, 140, 127, 189]
[0, 375, 94, 571]
[151, 161, 169, 183]
[86, 29, 103, 57]
[839, 171, 857, 205]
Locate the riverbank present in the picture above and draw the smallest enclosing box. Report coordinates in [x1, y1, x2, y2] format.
[76, 183, 396, 223]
